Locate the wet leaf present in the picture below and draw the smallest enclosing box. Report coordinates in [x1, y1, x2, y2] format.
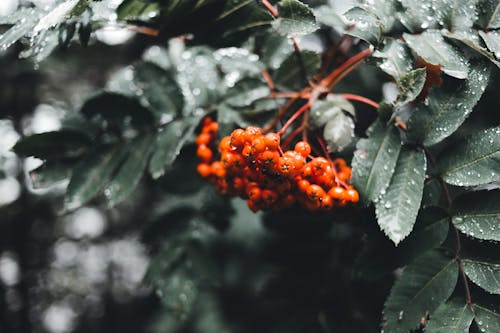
[272, 0, 318, 36]
[33, 0, 85, 33]
[29, 162, 72, 189]
[451, 190, 500, 241]
[473, 304, 500, 333]
[343, 6, 382, 45]
[323, 113, 355, 152]
[104, 134, 155, 207]
[479, 30, 500, 60]
[135, 62, 183, 120]
[407, 62, 491, 146]
[64, 146, 129, 211]
[404, 30, 470, 79]
[309, 95, 355, 127]
[313, 5, 346, 28]
[352, 120, 401, 204]
[444, 30, 500, 68]
[0, 13, 40, 51]
[373, 38, 413, 79]
[382, 250, 458, 333]
[376, 149, 427, 245]
[81, 92, 155, 128]
[149, 118, 200, 179]
[463, 259, 500, 294]
[425, 298, 474, 333]
[13, 130, 91, 160]
[396, 68, 427, 104]
[438, 127, 500, 187]
[476, 0, 500, 29]
[224, 78, 270, 108]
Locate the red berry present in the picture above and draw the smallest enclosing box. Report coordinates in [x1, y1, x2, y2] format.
[294, 141, 311, 157]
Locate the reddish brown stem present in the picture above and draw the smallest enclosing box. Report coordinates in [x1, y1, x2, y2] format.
[262, 0, 279, 17]
[264, 96, 300, 132]
[262, 69, 276, 91]
[316, 136, 348, 188]
[341, 93, 379, 108]
[320, 48, 373, 89]
[277, 103, 311, 136]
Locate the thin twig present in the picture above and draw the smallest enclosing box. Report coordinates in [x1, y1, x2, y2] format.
[291, 36, 309, 86]
[277, 103, 311, 135]
[341, 93, 379, 108]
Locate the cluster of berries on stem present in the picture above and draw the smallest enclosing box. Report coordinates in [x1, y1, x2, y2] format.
[196, 117, 359, 213]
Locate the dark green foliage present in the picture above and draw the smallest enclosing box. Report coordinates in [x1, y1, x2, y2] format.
[1, 0, 499, 332]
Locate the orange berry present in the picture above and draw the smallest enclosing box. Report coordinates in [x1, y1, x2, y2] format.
[211, 161, 226, 178]
[297, 179, 310, 192]
[197, 163, 212, 178]
[197, 144, 213, 162]
[245, 126, 262, 139]
[333, 158, 347, 170]
[247, 186, 261, 202]
[233, 177, 246, 191]
[219, 136, 231, 152]
[242, 144, 254, 159]
[320, 195, 333, 210]
[230, 129, 246, 149]
[282, 194, 296, 207]
[251, 136, 267, 153]
[328, 186, 345, 200]
[264, 133, 280, 150]
[346, 188, 359, 203]
[247, 199, 260, 212]
[207, 122, 219, 133]
[196, 133, 212, 145]
[306, 184, 326, 201]
[261, 189, 278, 205]
[294, 141, 311, 157]
[337, 168, 352, 182]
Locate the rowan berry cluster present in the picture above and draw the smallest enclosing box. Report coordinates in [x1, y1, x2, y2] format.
[196, 117, 359, 212]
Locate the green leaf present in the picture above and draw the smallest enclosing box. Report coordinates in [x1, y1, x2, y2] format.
[396, 68, 427, 104]
[149, 118, 200, 179]
[421, 178, 447, 209]
[81, 92, 155, 127]
[343, 7, 382, 45]
[463, 259, 500, 294]
[313, 5, 346, 28]
[376, 149, 427, 245]
[397, 208, 449, 261]
[0, 13, 41, 51]
[29, 163, 72, 189]
[444, 30, 500, 68]
[309, 95, 355, 127]
[104, 134, 155, 207]
[479, 31, 500, 59]
[373, 39, 413, 79]
[117, 0, 159, 21]
[404, 30, 470, 79]
[134, 62, 184, 120]
[382, 250, 459, 333]
[438, 127, 500, 187]
[451, 190, 500, 241]
[13, 130, 91, 160]
[425, 299, 474, 333]
[441, 0, 480, 31]
[407, 62, 491, 146]
[397, 0, 441, 32]
[272, 0, 318, 36]
[64, 146, 129, 211]
[474, 304, 500, 333]
[323, 112, 355, 152]
[476, 0, 500, 29]
[261, 35, 294, 70]
[273, 50, 320, 90]
[224, 78, 270, 108]
[352, 120, 402, 204]
[33, 0, 86, 33]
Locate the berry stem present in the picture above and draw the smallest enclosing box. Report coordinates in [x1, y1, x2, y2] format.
[277, 103, 311, 136]
[316, 136, 348, 188]
[341, 93, 379, 109]
[261, 0, 278, 17]
[320, 48, 373, 89]
[264, 96, 301, 132]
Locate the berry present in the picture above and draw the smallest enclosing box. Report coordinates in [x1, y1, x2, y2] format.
[197, 144, 213, 162]
[197, 163, 212, 178]
[294, 141, 311, 157]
